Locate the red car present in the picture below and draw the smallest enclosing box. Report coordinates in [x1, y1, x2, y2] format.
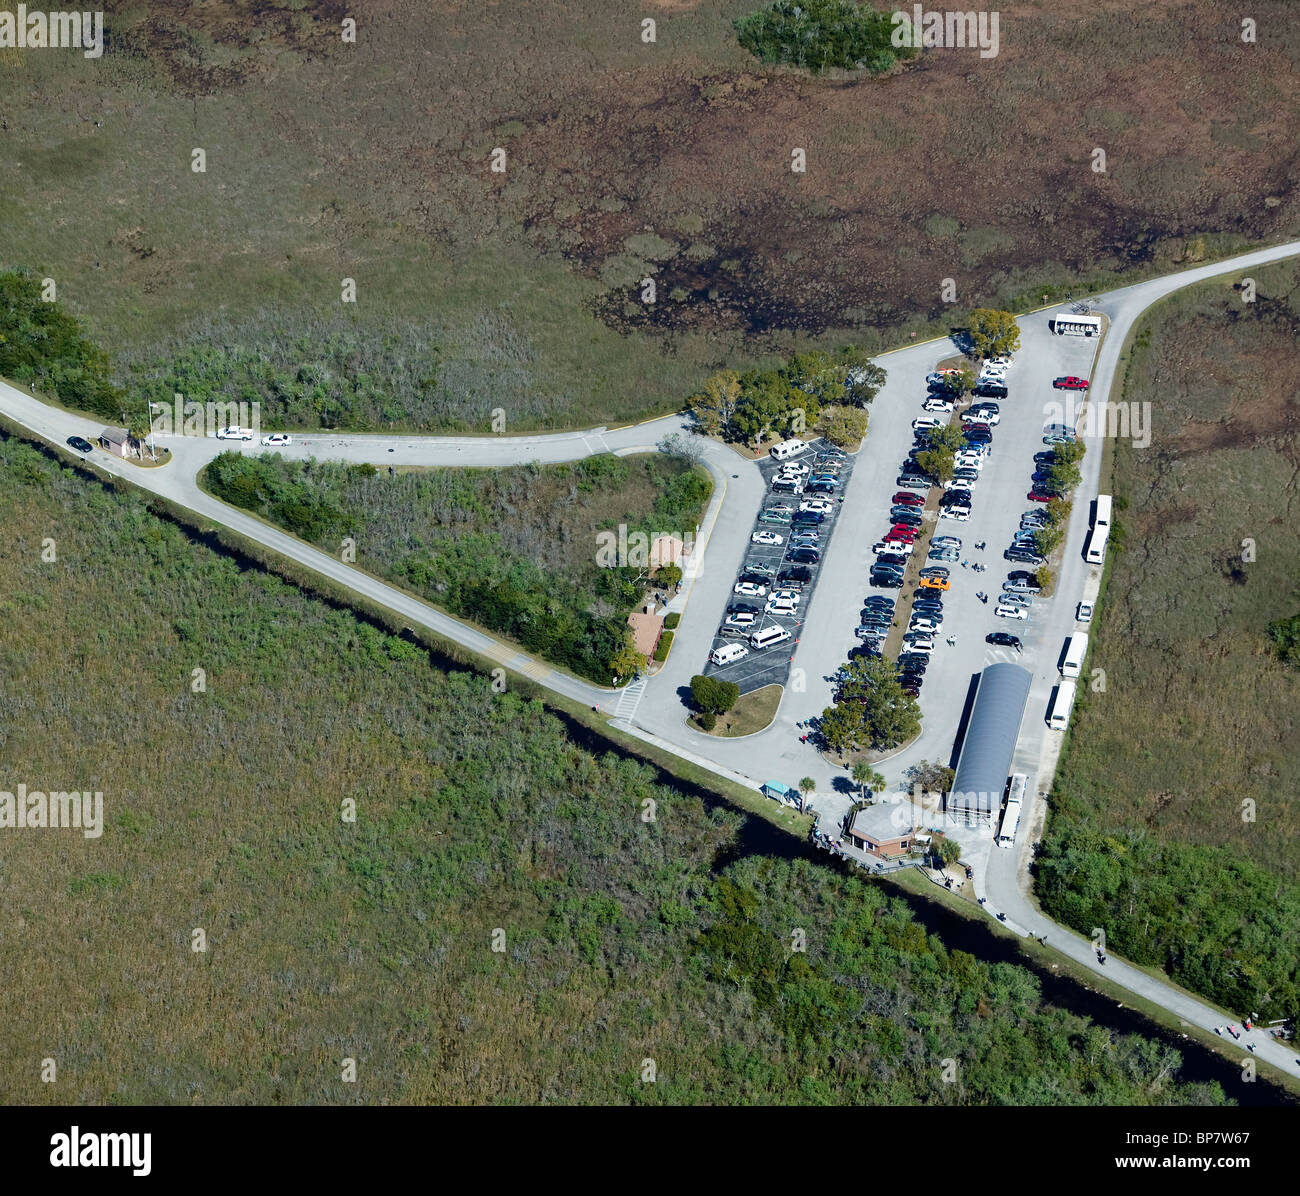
[892, 492, 925, 507]
[1054, 376, 1089, 390]
[888, 527, 918, 541]
[1027, 489, 1057, 503]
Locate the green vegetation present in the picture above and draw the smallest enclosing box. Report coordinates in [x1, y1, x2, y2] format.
[0, 269, 124, 423]
[1037, 261, 1300, 1025]
[735, 1, 916, 75]
[202, 450, 710, 685]
[820, 655, 921, 754]
[652, 631, 673, 662]
[691, 674, 740, 718]
[688, 349, 884, 445]
[1267, 613, 1300, 666]
[0, 426, 1256, 1105]
[966, 309, 1022, 359]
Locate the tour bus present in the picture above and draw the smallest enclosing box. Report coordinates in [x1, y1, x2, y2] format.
[997, 774, 1028, 848]
[770, 438, 808, 461]
[1052, 313, 1102, 337]
[1094, 493, 1112, 530]
[1060, 633, 1089, 679]
[1048, 680, 1077, 730]
[1085, 524, 1109, 565]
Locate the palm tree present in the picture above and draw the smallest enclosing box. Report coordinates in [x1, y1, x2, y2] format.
[798, 776, 816, 813]
[851, 762, 886, 802]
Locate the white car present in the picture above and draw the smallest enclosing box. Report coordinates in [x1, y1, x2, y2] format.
[940, 508, 970, 522]
[967, 409, 1000, 425]
[734, 581, 768, 598]
[260, 433, 292, 447]
[768, 588, 801, 606]
[980, 360, 1008, 374]
[217, 426, 253, 441]
[922, 397, 955, 412]
[799, 499, 834, 515]
[873, 540, 913, 556]
[766, 600, 798, 617]
[910, 617, 942, 634]
[1077, 601, 1095, 624]
[913, 416, 942, 431]
[903, 636, 935, 653]
[931, 536, 962, 550]
[751, 530, 784, 546]
[777, 462, 810, 478]
[987, 355, 1013, 366]
[995, 603, 1029, 620]
[723, 611, 757, 629]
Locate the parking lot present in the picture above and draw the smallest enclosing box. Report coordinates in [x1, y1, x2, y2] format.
[703, 439, 854, 695]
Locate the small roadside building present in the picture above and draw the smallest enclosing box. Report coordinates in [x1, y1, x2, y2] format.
[99, 427, 132, 458]
[762, 780, 799, 808]
[845, 802, 917, 860]
[626, 606, 664, 662]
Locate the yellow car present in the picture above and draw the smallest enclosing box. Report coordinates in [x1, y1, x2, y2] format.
[917, 576, 951, 592]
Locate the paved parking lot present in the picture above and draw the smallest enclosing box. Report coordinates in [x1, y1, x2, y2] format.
[703, 440, 854, 695]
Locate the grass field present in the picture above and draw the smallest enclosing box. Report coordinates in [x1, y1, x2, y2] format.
[1, 2, 1296, 431]
[0, 431, 1251, 1105]
[1035, 260, 1300, 1023]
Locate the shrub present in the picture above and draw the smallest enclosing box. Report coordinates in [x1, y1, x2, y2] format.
[735, 0, 915, 75]
[664, 612, 681, 630]
[653, 631, 674, 662]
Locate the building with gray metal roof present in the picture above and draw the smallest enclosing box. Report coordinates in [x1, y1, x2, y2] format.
[948, 662, 1033, 823]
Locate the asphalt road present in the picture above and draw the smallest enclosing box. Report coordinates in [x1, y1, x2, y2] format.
[4, 239, 1300, 1077]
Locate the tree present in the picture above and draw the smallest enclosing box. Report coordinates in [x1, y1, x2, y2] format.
[852, 762, 886, 800]
[610, 644, 645, 685]
[798, 776, 816, 812]
[926, 425, 966, 453]
[823, 655, 920, 752]
[690, 674, 739, 716]
[687, 370, 740, 437]
[817, 405, 868, 448]
[1046, 458, 1082, 495]
[958, 366, 978, 395]
[967, 309, 1021, 359]
[838, 353, 887, 405]
[1034, 565, 1054, 593]
[915, 447, 954, 485]
[656, 563, 683, 588]
[904, 760, 954, 795]
[936, 836, 963, 868]
[1032, 522, 1064, 558]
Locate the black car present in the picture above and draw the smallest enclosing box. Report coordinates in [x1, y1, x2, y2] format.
[963, 428, 993, 443]
[870, 574, 903, 589]
[986, 632, 1023, 649]
[778, 566, 814, 587]
[940, 490, 972, 506]
[974, 382, 1008, 399]
[1006, 570, 1042, 587]
[66, 435, 95, 454]
[789, 548, 821, 564]
[863, 599, 896, 612]
[791, 510, 825, 525]
[911, 602, 944, 617]
[729, 602, 761, 615]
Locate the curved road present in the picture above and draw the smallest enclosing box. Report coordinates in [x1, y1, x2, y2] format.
[3, 240, 1299, 1079]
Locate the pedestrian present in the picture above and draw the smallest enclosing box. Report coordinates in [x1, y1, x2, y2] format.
[961, 559, 968, 569]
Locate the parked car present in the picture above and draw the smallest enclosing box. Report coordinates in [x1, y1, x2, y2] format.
[913, 416, 942, 431]
[778, 566, 814, 588]
[1077, 601, 1095, 624]
[799, 499, 834, 515]
[723, 611, 758, 630]
[870, 573, 903, 589]
[940, 507, 970, 522]
[1007, 570, 1042, 587]
[217, 426, 254, 440]
[918, 577, 951, 592]
[902, 636, 935, 653]
[751, 529, 783, 546]
[873, 540, 913, 557]
[929, 547, 960, 563]
[995, 602, 1029, 620]
[734, 581, 768, 597]
[791, 510, 825, 525]
[789, 548, 821, 564]
[974, 383, 1008, 399]
[986, 632, 1023, 649]
[66, 435, 94, 454]
[1054, 376, 1089, 390]
[918, 566, 949, 580]
[892, 491, 926, 507]
[261, 433, 292, 446]
[1027, 489, 1059, 503]
[759, 509, 792, 525]
[922, 398, 955, 413]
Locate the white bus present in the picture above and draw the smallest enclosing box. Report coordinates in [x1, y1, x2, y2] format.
[997, 774, 1028, 848]
[1094, 493, 1112, 529]
[1060, 633, 1089, 678]
[1048, 680, 1077, 730]
[1085, 524, 1109, 565]
[1053, 313, 1102, 337]
[769, 438, 808, 461]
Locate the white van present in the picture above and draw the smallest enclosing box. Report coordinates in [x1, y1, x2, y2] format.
[770, 439, 808, 461]
[749, 625, 792, 651]
[1048, 680, 1077, 730]
[710, 643, 749, 667]
[1060, 633, 1089, 678]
